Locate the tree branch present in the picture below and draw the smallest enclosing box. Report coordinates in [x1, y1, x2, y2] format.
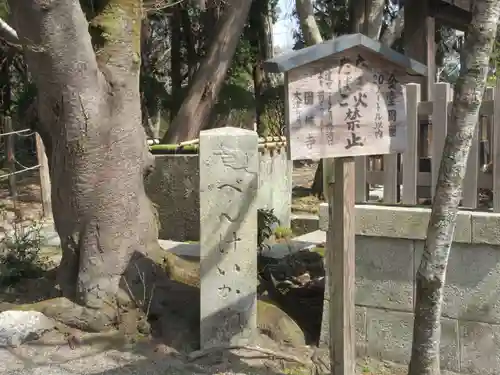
[0, 17, 19, 44]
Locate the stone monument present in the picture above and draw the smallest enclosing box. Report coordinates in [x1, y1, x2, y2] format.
[199, 127, 259, 349]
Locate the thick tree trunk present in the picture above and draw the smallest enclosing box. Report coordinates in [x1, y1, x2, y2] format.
[8, 0, 158, 329]
[408, 1, 500, 374]
[161, 0, 253, 143]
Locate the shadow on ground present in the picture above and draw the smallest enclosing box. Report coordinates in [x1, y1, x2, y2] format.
[0, 247, 323, 374]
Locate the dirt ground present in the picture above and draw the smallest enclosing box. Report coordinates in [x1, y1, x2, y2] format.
[0, 168, 466, 375]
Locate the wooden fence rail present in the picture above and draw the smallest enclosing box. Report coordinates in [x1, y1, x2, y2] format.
[0, 116, 51, 217]
[358, 81, 500, 212]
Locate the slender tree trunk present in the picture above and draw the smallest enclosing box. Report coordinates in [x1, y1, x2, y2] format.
[141, 93, 156, 138]
[8, 0, 158, 330]
[263, 9, 274, 59]
[152, 99, 162, 138]
[365, 0, 385, 39]
[181, 6, 198, 81]
[170, 3, 183, 121]
[161, 0, 253, 143]
[190, 0, 206, 10]
[295, 0, 323, 46]
[349, 0, 385, 41]
[380, 7, 404, 47]
[205, 0, 221, 28]
[349, 0, 367, 34]
[408, 1, 500, 374]
[140, 18, 155, 137]
[251, 0, 273, 136]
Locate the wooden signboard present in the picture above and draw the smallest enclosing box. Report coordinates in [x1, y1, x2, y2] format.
[285, 49, 409, 161]
[263, 34, 426, 375]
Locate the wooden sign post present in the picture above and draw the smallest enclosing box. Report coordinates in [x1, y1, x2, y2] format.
[328, 155, 356, 374]
[263, 34, 426, 375]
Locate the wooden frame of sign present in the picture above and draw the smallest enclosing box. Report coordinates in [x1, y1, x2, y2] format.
[264, 34, 426, 375]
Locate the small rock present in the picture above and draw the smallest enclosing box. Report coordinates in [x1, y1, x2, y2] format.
[0, 310, 55, 347]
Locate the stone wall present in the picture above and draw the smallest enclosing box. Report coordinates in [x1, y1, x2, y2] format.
[145, 155, 200, 241]
[145, 148, 291, 241]
[319, 203, 500, 375]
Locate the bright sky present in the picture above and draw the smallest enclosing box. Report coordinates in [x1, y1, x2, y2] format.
[272, 0, 297, 52]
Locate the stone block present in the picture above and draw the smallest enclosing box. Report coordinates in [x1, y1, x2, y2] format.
[356, 236, 415, 311]
[415, 241, 500, 324]
[356, 205, 431, 241]
[366, 309, 413, 364]
[319, 301, 367, 358]
[366, 309, 459, 370]
[145, 155, 200, 241]
[471, 212, 500, 245]
[258, 148, 292, 227]
[460, 321, 500, 375]
[292, 229, 325, 245]
[440, 316, 460, 372]
[318, 203, 471, 243]
[146, 148, 291, 242]
[199, 127, 259, 349]
[319, 203, 329, 232]
[270, 149, 292, 227]
[291, 213, 319, 235]
[356, 306, 367, 357]
[258, 149, 273, 214]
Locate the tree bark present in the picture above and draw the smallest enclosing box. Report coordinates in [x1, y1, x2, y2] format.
[190, 0, 206, 10]
[408, 1, 500, 374]
[170, 3, 183, 120]
[364, 0, 385, 39]
[349, 0, 385, 39]
[8, 0, 158, 329]
[161, 0, 253, 143]
[349, 0, 366, 34]
[181, 6, 198, 81]
[251, 0, 273, 136]
[380, 7, 404, 47]
[295, 0, 323, 46]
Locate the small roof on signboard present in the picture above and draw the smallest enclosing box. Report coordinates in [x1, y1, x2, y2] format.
[263, 33, 427, 76]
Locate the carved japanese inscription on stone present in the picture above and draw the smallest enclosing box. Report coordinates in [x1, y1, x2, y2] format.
[286, 50, 408, 160]
[199, 127, 258, 349]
